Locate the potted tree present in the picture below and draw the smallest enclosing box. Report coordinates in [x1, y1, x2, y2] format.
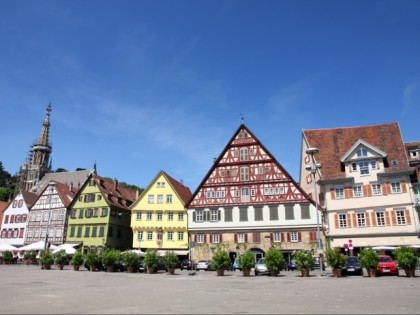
[163, 251, 179, 275]
[85, 251, 99, 272]
[71, 250, 84, 271]
[393, 246, 418, 278]
[2, 250, 13, 265]
[293, 249, 314, 277]
[264, 248, 285, 277]
[102, 249, 121, 272]
[238, 250, 255, 277]
[54, 251, 67, 270]
[211, 247, 231, 276]
[122, 251, 139, 273]
[40, 252, 54, 270]
[325, 247, 347, 278]
[359, 247, 379, 277]
[143, 249, 159, 274]
[24, 251, 36, 266]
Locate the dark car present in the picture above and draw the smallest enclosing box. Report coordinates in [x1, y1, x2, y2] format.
[138, 256, 167, 273]
[179, 259, 194, 270]
[342, 256, 363, 276]
[312, 257, 325, 271]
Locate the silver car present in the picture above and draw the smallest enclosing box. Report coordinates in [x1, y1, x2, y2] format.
[254, 258, 269, 276]
[196, 260, 212, 271]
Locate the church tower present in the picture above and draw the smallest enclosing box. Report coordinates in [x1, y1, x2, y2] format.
[19, 104, 53, 191]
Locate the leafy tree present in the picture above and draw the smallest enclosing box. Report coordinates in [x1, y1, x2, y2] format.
[75, 168, 86, 171]
[0, 161, 12, 187]
[0, 188, 13, 202]
[55, 168, 68, 173]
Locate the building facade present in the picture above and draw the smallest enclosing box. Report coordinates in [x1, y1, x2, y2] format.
[187, 124, 324, 263]
[130, 171, 192, 257]
[25, 181, 77, 246]
[301, 123, 420, 254]
[66, 174, 137, 254]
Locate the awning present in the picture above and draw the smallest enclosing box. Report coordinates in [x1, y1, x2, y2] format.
[156, 250, 189, 256]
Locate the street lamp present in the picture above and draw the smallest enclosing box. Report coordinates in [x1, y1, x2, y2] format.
[305, 147, 323, 276]
[44, 182, 55, 252]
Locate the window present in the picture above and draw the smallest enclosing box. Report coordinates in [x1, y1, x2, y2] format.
[178, 232, 184, 241]
[137, 231, 143, 242]
[212, 233, 220, 243]
[43, 212, 49, 221]
[335, 187, 344, 199]
[197, 234, 204, 243]
[357, 148, 368, 157]
[239, 207, 248, 222]
[147, 231, 153, 241]
[339, 214, 347, 228]
[148, 195, 154, 203]
[77, 227, 82, 237]
[290, 232, 298, 242]
[372, 184, 382, 196]
[101, 208, 108, 217]
[157, 195, 163, 204]
[301, 205, 310, 219]
[99, 226, 105, 237]
[353, 185, 363, 197]
[395, 209, 406, 225]
[224, 208, 232, 222]
[157, 231, 163, 241]
[108, 227, 113, 237]
[168, 212, 174, 221]
[376, 211, 386, 226]
[136, 212, 142, 220]
[237, 233, 245, 243]
[166, 195, 172, 203]
[240, 167, 249, 181]
[241, 187, 250, 202]
[85, 193, 95, 203]
[146, 212, 152, 221]
[178, 213, 184, 221]
[273, 232, 281, 242]
[359, 161, 370, 175]
[85, 227, 90, 237]
[285, 205, 294, 220]
[391, 182, 401, 193]
[196, 211, 204, 222]
[167, 231, 173, 241]
[269, 206, 278, 220]
[240, 147, 248, 161]
[91, 226, 97, 237]
[357, 213, 366, 227]
[254, 206, 263, 221]
[157, 212, 163, 221]
[210, 210, 218, 222]
[86, 209, 93, 218]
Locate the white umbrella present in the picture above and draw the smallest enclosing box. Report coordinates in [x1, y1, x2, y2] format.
[371, 246, 398, 250]
[409, 245, 420, 248]
[52, 244, 77, 255]
[123, 249, 145, 257]
[19, 241, 58, 251]
[0, 244, 18, 251]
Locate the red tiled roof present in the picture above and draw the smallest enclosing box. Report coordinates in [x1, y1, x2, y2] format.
[0, 201, 8, 228]
[21, 190, 39, 208]
[303, 122, 412, 181]
[162, 171, 192, 205]
[55, 181, 78, 207]
[94, 175, 137, 210]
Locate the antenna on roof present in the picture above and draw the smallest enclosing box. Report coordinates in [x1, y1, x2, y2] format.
[240, 114, 244, 123]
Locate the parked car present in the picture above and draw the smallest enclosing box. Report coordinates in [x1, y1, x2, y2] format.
[138, 256, 167, 273]
[341, 256, 363, 276]
[196, 260, 212, 271]
[377, 255, 398, 275]
[254, 258, 269, 276]
[179, 259, 194, 270]
[232, 259, 241, 271]
[312, 257, 325, 271]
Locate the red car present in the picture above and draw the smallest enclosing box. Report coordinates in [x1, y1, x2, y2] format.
[377, 255, 398, 275]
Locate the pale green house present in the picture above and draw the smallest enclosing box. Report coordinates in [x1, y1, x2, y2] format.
[66, 173, 138, 254]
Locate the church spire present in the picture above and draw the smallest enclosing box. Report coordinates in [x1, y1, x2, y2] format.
[38, 103, 52, 146]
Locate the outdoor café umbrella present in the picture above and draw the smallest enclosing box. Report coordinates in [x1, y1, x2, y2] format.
[0, 244, 18, 251]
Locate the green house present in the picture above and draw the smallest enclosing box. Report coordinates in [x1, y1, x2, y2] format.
[66, 174, 138, 254]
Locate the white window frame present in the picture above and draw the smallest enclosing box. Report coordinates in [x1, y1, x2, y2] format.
[237, 233, 245, 243]
[290, 232, 299, 242]
[240, 147, 248, 161]
[210, 210, 218, 222]
[353, 185, 363, 198]
[212, 233, 220, 243]
[178, 232, 184, 241]
[146, 212, 153, 221]
[147, 231, 153, 241]
[178, 213, 184, 221]
[167, 231, 173, 241]
[395, 209, 406, 225]
[376, 211, 386, 226]
[166, 195, 172, 203]
[136, 212, 142, 221]
[335, 187, 344, 199]
[148, 195, 154, 204]
[157, 195, 163, 204]
[197, 234, 204, 243]
[168, 212, 173, 221]
[339, 214, 347, 228]
[372, 184, 382, 196]
[357, 212, 366, 227]
[196, 211, 204, 222]
[240, 166, 249, 181]
[157, 212, 163, 221]
[137, 231, 143, 242]
[273, 232, 281, 242]
[391, 181, 401, 194]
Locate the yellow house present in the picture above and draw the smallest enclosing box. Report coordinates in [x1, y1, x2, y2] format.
[130, 171, 192, 257]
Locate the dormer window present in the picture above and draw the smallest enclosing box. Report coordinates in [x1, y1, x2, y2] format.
[357, 148, 368, 157]
[351, 160, 377, 175]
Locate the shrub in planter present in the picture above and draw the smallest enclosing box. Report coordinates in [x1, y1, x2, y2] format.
[393, 246, 418, 277]
[71, 250, 84, 271]
[40, 252, 54, 269]
[143, 249, 159, 273]
[211, 248, 231, 276]
[264, 249, 285, 276]
[293, 249, 314, 277]
[102, 249, 121, 272]
[238, 250, 255, 276]
[359, 247, 378, 277]
[2, 250, 13, 264]
[84, 251, 99, 271]
[122, 252, 139, 273]
[24, 251, 36, 265]
[54, 251, 67, 270]
[163, 251, 179, 274]
[325, 247, 347, 277]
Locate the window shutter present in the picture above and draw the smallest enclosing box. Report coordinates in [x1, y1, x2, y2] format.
[194, 234, 197, 242]
[334, 214, 339, 229]
[210, 234, 213, 243]
[330, 189, 335, 200]
[287, 232, 291, 242]
[365, 213, 370, 227]
[344, 187, 352, 199]
[348, 164, 353, 172]
[347, 214, 352, 228]
[406, 209, 412, 225]
[401, 181, 407, 193]
[391, 211, 396, 225]
[385, 211, 390, 226]
[383, 183, 390, 195]
[367, 185, 372, 197]
[192, 212, 196, 222]
[220, 233, 223, 242]
[205, 211, 209, 221]
[19, 228, 24, 238]
[270, 233, 273, 242]
[370, 212, 377, 227]
[363, 185, 368, 197]
[218, 210, 221, 221]
[352, 213, 357, 227]
[234, 233, 237, 243]
[245, 233, 248, 242]
[298, 232, 302, 242]
[204, 234, 207, 242]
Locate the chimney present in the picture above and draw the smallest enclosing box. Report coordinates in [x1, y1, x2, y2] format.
[114, 178, 118, 190]
[135, 190, 140, 199]
[180, 179, 184, 186]
[69, 182, 73, 192]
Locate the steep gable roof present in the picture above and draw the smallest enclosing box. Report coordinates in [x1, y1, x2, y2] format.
[187, 123, 314, 208]
[162, 171, 192, 205]
[303, 122, 412, 181]
[94, 174, 137, 210]
[21, 190, 38, 208]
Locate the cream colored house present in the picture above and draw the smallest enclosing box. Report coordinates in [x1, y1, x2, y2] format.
[300, 123, 420, 254]
[130, 171, 192, 257]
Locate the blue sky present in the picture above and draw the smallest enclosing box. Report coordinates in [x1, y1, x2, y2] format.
[1, 0, 419, 192]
